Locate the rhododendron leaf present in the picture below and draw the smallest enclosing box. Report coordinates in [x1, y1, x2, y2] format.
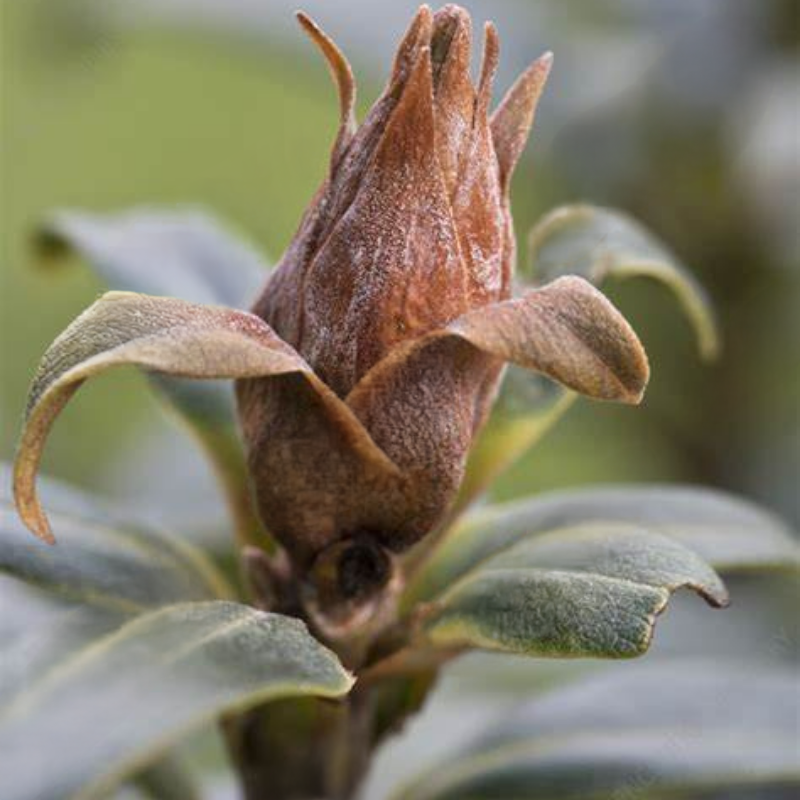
[0, 601, 352, 800]
[36, 208, 267, 307]
[527, 204, 719, 359]
[418, 525, 727, 659]
[1, 470, 285, 800]
[13, 292, 399, 545]
[394, 661, 800, 800]
[460, 204, 720, 509]
[1, 463, 231, 616]
[406, 485, 799, 607]
[35, 208, 270, 544]
[0, 463, 232, 707]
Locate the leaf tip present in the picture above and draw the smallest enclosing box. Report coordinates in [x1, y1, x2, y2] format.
[702, 583, 731, 609]
[12, 477, 56, 545]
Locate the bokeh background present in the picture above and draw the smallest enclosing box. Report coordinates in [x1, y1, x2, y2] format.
[1, 1, 798, 798]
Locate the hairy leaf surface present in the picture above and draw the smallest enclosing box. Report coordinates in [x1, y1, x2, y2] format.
[12, 292, 398, 545]
[34, 209, 270, 543]
[419, 524, 728, 659]
[395, 661, 799, 799]
[407, 485, 798, 607]
[0, 601, 353, 800]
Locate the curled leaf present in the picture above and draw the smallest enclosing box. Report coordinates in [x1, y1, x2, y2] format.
[350, 275, 648, 418]
[447, 275, 649, 403]
[34, 207, 271, 546]
[527, 204, 720, 360]
[13, 292, 398, 546]
[344, 276, 647, 557]
[459, 203, 719, 512]
[418, 524, 728, 660]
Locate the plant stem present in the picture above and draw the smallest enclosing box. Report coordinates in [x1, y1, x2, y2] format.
[226, 686, 377, 800]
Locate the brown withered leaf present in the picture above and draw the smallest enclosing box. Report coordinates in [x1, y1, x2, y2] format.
[448, 275, 649, 403]
[345, 276, 648, 550]
[14, 292, 399, 546]
[295, 43, 471, 397]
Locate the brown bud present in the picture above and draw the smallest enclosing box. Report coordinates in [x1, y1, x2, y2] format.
[254, 6, 512, 397]
[236, 5, 647, 589]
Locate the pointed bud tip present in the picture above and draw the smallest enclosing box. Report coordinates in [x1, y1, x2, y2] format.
[526, 51, 554, 84]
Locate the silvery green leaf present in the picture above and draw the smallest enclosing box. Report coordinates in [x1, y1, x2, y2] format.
[418, 524, 728, 660]
[394, 660, 800, 799]
[0, 601, 353, 800]
[37, 208, 267, 308]
[407, 485, 798, 607]
[0, 464, 232, 705]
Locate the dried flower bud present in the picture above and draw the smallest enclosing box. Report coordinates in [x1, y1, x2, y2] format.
[256, 6, 509, 396]
[14, 6, 648, 619]
[237, 5, 648, 582]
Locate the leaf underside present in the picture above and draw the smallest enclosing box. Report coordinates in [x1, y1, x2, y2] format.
[395, 660, 800, 799]
[12, 291, 397, 545]
[0, 601, 353, 800]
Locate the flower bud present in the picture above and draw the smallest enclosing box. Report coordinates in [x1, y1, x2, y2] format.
[235, 5, 647, 589]
[253, 5, 508, 397]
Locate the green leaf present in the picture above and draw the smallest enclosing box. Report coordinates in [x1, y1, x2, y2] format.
[0, 463, 233, 705]
[0, 468, 226, 799]
[424, 569, 671, 659]
[0, 601, 353, 800]
[36, 207, 267, 308]
[1, 463, 232, 611]
[406, 485, 799, 608]
[34, 208, 270, 546]
[457, 203, 719, 511]
[419, 524, 728, 660]
[394, 660, 800, 799]
[527, 204, 719, 360]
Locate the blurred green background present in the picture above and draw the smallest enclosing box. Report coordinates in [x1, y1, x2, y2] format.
[2, 0, 798, 529]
